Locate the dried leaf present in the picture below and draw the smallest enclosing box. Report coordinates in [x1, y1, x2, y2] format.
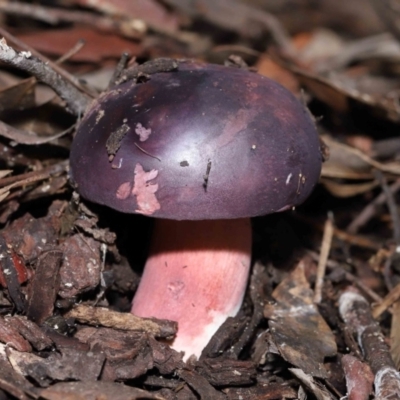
[17, 26, 143, 63]
[0, 170, 12, 179]
[256, 55, 299, 93]
[289, 368, 335, 400]
[296, 71, 349, 112]
[321, 164, 372, 180]
[322, 135, 400, 178]
[0, 190, 10, 203]
[320, 178, 378, 197]
[72, 0, 179, 32]
[292, 66, 400, 123]
[0, 120, 74, 146]
[0, 77, 36, 112]
[264, 262, 337, 378]
[0, 162, 67, 203]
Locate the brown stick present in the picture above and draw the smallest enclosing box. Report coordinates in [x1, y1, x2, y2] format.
[0, 37, 91, 116]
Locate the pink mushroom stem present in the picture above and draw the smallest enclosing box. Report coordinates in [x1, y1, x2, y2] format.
[131, 218, 252, 359]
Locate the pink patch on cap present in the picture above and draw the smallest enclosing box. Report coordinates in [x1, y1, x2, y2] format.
[135, 123, 152, 141]
[132, 163, 161, 215]
[116, 181, 132, 200]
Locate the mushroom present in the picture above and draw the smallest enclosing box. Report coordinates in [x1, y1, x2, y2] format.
[69, 61, 322, 359]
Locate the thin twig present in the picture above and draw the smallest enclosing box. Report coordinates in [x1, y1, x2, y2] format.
[113, 58, 178, 86]
[383, 252, 396, 291]
[0, 161, 68, 189]
[373, 282, 400, 319]
[55, 39, 86, 65]
[134, 143, 161, 162]
[347, 179, 400, 234]
[108, 52, 130, 89]
[314, 212, 334, 303]
[295, 214, 381, 250]
[211, 45, 261, 57]
[375, 170, 400, 245]
[369, 0, 400, 44]
[374, 170, 400, 291]
[0, 37, 91, 116]
[334, 227, 381, 250]
[308, 251, 384, 303]
[0, 27, 94, 98]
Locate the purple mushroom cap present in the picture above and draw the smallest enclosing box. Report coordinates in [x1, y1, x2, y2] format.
[70, 61, 322, 220]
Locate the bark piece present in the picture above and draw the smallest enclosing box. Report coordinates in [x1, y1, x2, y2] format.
[0, 235, 26, 312]
[341, 354, 373, 400]
[76, 327, 184, 381]
[26, 250, 62, 324]
[6, 316, 53, 351]
[42, 326, 89, 352]
[66, 304, 177, 339]
[39, 380, 165, 400]
[178, 369, 226, 400]
[76, 326, 147, 361]
[0, 316, 31, 352]
[143, 374, 182, 390]
[58, 234, 101, 298]
[101, 342, 153, 381]
[224, 382, 298, 400]
[74, 218, 116, 244]
[196, 358, 257, 387]
[149, 336, 185, 374]
[175, 385, 198, 400]
[201, 316, 247, 358]
[7, 346, 105, 387]
[0, 358, 36, 400]
[229, 262, 269, 358]
[4, 212, 59, 262]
